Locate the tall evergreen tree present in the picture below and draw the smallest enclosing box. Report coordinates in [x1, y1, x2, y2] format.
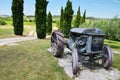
[11, 0, 24, 35]
[74, 6, 81, 27]
[47, 11, 52, 34]
[35, 0, 48, 39]
[60, 7, 64, 31]
[63, 0, 74, 37]
[81, 10, 86, 24]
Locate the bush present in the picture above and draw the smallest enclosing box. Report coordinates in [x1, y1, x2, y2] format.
[63, 0, 74, 38]
[35, 0, 48, 39]
[104, 19, 120, 41]
[81, 17, 120, 41]
[56, 20, 60, 29]
[0, 20, 6, 25]
[11, 0, 24, 35]
[46, 11, 52, 34]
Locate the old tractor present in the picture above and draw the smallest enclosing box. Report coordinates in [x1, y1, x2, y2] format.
[51, 28, 113, 75]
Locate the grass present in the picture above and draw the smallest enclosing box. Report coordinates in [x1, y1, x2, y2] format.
[0, 22, 57, 39]
[112, 54, 120, 70]
[104, 39, 120, 52]
[5, 21, 35, 26]
[24, 21, 35, 26]
[0, 26, 15, 38]
[104, 39, 120, 70]
[5, 21, 12, 26]
[0, 39, 72, 80]
[0, 25, 35, 39]
[0, 18, 36, 39]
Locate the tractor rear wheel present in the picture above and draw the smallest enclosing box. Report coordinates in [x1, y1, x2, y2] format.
[51, 30, 64, 57]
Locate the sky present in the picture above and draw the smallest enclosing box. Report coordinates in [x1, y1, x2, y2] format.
[0, 0, 120, 18]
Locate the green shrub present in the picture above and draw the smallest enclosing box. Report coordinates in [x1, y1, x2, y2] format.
[47, 11, 52, 34]
[56, 20, 60, 29]
[73, 6, 81, 27]
[63, 0, 74, 38]
[80, 17, 120, 41]
[35, 0, 48, 39]
[105, 19, 120, 41]
[60, 7, 64, 31]
[81, 10, 86, 24]
[0, 20, 6, 25]
[11, 0, 24, 35]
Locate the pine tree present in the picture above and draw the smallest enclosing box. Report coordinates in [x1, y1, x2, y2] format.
[63, 0, 74, 37]
[11, 0, 24, 35]
[74, 6, 81, 27]
[81, 10, 86, 24]
[60, 7, 64, 32]
[47, 11, 52, 34]
[35, 0, 48, 39]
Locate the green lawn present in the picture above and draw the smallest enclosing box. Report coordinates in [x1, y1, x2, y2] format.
[0, 39, 72, 80]
[113, 54, 120, 71]
[24, 21, 35, 26]
[0, 26, 35, 39]
[6, 21, 35, 26]
[104, 39, 120, 52]
[0, 26, 15, 38]
[5, 21, 12, 26]
[104, 39, 120, 70]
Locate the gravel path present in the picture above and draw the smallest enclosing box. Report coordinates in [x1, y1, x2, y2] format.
[0, 36, 37, 46]
[47, 48, 120, 80]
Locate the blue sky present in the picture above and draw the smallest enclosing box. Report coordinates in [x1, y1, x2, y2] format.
[0, 0, 120, 18]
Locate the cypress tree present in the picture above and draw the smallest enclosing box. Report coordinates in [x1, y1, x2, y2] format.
[63, 0, 74, 37]
[47, 11, 52, 34]
[81, 10, 86, 24]
[60, 7, 64, 32]
[11, 0, 24, 35]
[74, 6, 81, 27]
[35, 0, 48, 39]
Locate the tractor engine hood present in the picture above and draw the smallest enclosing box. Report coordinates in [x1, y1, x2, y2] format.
[70, 28, 104, 35]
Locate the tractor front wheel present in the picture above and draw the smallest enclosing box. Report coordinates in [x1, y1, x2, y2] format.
[102, 46, 113, 69]
[72, 48, 79, 75]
